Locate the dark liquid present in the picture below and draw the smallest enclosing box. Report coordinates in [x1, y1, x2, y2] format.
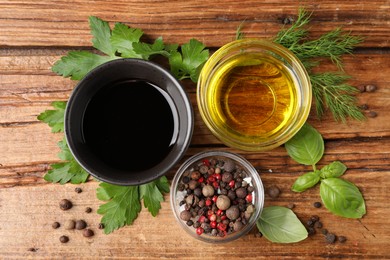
[83, 80, 177, 172]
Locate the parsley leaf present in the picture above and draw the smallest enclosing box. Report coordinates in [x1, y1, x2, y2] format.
[37, 101, 66, 132]
[96, 176, 169, 234]
[89, 16, 116, 56]
[169, 38, 209, 82]
[97, 183, 141, 234]
[110, 22, 143, 58]
[43, 139, 89, 184]
[52, 51, 116, 80]
[133, 37, 176, 60]
[140, 176, 170, 216]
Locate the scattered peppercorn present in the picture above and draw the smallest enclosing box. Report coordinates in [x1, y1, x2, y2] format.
[365, 84, 377, 92]
[98, 223, 105, 230]
[255, 231, 263, 238]
[267, 186, 280, 199]
[313, 202, 322, 208]
[27, 247, 38, 252]
[367, 111, 378, 118]
[357, 85, 366, 92]
[52, 222, 60, 229]
[59, 235, 69, 243]
[338, 236, 347, 243]
[75, 220, 87, 230]
[59, 199, 72, 210]
[82, 229, 94, 238]
[287, 203, 295, 209]
[74, 187, 82, 193]
[359, 104, 369, 110]
[325, 233, 336, 244]
[321, 229, 328, 235]
[85, 207, 92, 213]
[64, 220, 76, 230]
[314, 221, 323, 229]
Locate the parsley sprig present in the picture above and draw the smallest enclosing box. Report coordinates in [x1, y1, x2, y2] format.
[39, 17, 208, 234]
[52, 16, 208, 82]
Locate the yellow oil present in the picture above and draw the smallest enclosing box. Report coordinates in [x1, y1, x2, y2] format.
[207, 52, 297, 140]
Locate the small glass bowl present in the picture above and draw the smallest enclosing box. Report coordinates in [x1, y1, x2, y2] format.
[197, 39, 312, 152]
[170, 151, 264, 243]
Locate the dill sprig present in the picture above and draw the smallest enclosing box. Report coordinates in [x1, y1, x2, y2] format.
[273, 7, 365, 122]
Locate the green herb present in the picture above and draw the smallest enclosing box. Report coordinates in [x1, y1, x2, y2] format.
[256, 206, 308, 243]
[273, 8, 364, 122]
[285, 123, 366, 218]
[168, 39, 209, 82]
[44, 139, 89, 184]
[37, 101, 66, 132]
[97, 176, 170, 234]
[291, 170, 320, 192]
[52, 16, 208, 83]
[285, 123, 324, 168]
[320, 178, 366, 218]
[320, 161, 347, 179]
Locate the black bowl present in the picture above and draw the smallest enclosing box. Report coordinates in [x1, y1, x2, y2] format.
[65, 58, 193, 185]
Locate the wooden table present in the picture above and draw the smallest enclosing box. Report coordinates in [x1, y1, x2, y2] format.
[0, 1, 389, 259]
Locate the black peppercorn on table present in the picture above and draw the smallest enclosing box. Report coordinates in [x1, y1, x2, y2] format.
[0, 0, 389, 258]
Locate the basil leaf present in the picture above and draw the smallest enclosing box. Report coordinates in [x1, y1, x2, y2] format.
[256, 206, 308, 243]
[320, 161, 347, 178]
[320, 178, 366, 218]
[292, 171, 321, 192]
[285, 123, 324, 166]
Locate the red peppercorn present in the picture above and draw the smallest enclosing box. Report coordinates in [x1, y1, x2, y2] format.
[209, 214, 217, 222]
[203, 159, 210, 167]
[212, 181, 219, 189]
[229, 180, 235, 188]
[210, 221, 217, 229]
[217, 223, 227, 231]
[198, 177, 204, 183]
[217, 209, 224, 216]
[208, 176, 216, 183]
[212, 195, 218, 203]
[214, 173, 222, 181]
[246, 194, 253, 203]
[199, 215, 206, 223]
[196, 227, 204, 235]
[207, 210, 213, 216]
[221, 215, 227, 220]
[205, 198, 213, 206]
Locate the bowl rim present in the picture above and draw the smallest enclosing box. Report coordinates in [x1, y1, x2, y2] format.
[196, 38, 312, 152]
[65, 58, 194, 185]
[170, 150, 264, 243]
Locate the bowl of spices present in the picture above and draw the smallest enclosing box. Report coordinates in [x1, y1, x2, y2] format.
[170, 151, 264, 243]
[197, 39, 311, 151]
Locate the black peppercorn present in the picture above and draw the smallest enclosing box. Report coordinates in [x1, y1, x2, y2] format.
[325, 233, 336, 244]
[98, 223, 105, 230]
[338, 236, 347, 243]
[59, 235, 69, 243]
[85, 207, 92, 213]
[223, 160, 235, 172]
[365, 84, 377, 92]
[321, 229, 328, 235]
[52, 222, 60, 229]
[367, 111, 378, 118]
[307, 227, 316, 236]
[75, 220, 87, 230]
[287, 203, 295, 209]
[75, 187, 82, 193]
[186, 220, 194, 226]
[267, 186, 280, 199]
[314, 221, 323, 229]
[83, 229, 94, 238]
[313, 202, 322, 208]
[59, 199, 72, 210]
[235, 187, 247, 199]
[182, 176, 190, 184]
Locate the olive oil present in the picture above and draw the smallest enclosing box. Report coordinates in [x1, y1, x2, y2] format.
[206, 52, 297, 140]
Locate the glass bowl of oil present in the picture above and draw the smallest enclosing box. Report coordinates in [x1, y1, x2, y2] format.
[197, 39, 312, 151]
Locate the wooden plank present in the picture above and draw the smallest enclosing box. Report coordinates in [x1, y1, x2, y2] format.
[0, 0, 389, 48]
[0, 158, 388, 259]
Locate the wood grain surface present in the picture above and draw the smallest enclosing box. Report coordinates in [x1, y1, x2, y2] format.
[0, 0, 389, 259]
